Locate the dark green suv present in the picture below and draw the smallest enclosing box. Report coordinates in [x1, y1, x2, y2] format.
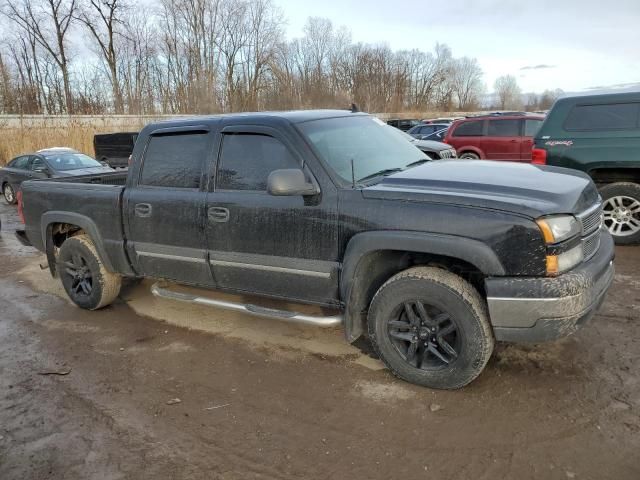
[533, 92, 640, 244]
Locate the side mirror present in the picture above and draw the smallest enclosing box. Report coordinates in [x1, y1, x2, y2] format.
[267, 169, 319, 196]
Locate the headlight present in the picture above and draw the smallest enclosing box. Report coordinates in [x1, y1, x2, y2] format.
[536, 214, 580, 244]
[545, 244, 584, 276]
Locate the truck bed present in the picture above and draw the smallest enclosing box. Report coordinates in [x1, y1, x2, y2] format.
[20, 172, 132, 275]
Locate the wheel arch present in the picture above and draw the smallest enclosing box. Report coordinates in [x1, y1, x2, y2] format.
[340, 231, 505, 343]
[40, 211, 115, 276]
[458, 146, 484, 159]
[589, 167, 640, 185]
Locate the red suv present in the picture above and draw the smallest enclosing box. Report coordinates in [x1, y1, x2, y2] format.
[444, 114, 545, 161]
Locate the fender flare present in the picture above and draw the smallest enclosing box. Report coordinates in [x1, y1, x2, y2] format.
[340, 231, 505, 342]
[40, 211, 115, 275]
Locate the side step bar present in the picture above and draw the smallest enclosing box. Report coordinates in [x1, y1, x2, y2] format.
[151, 282, 343, 327]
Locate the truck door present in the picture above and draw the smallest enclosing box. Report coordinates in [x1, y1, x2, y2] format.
[124, 126, 215, 286]
[204, 124, 340, 304]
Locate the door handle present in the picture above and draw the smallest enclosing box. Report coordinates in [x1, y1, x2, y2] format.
[134, 203, 152, 218]
[208, 207, 230, 223]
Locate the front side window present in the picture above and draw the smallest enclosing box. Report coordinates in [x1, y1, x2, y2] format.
[216, 134, 299, 191]
[453, 120, 484, 137]
[9, 156, 30, 169]
[30, 157, 47, 171]
[140, 133, 208, 188]
[43, 153, 102, 171]
[298, 116, 428, 183]
[487, 119, 521, 137]
[564, 103, 639, 131]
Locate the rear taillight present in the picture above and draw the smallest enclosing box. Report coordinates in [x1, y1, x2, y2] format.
[17, 189, 25, 224]
[531, 148, 547, 165]
[128, 154, 133, 166]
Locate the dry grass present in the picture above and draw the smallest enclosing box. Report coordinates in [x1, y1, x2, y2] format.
[1, 127, 96, 165]
[0, 111, 480, 166]
[0, 116, 148, 165]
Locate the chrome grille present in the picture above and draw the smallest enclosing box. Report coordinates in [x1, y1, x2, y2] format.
[578, 203, 603, 236]
[582, 230, 600, 260]
[438, 148, 457, 159]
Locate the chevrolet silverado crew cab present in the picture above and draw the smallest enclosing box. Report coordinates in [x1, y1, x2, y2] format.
[533, 92, 640, 244]
[17, 110, 615, 389]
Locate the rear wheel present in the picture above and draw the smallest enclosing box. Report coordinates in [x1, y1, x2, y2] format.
[459, 152, 480, 160]
[368, 267, 494, 390]
[600, 182, 640, 245]
[3, 183, 16, 205]
[58, 234, 122, 309]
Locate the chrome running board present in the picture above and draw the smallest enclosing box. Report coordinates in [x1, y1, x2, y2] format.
[150, 282, 343, 327]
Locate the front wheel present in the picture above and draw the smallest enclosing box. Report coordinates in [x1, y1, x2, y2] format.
[3, 183, 17, 205]
[600, 182, 640, 245]
[459, 152, 480, 160]
[58, 234, 122, 309]
[368, 267, 494, 389]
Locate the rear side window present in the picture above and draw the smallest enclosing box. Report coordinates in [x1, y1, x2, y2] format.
[453, 120, 483, 136]
[487, 119, 521, 137]
[9, 156, 30, 169]
[524, 119, 543, 137]
[140, 133, 208, 188]
[217, 134, 299, 191]
[564, 103, 639, 131]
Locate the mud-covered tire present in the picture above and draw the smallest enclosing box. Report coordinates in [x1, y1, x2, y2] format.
[3, 183, 17, 205]
[459, 152, 480, 160]
[368, 267, 494, 390]
[58, 234, 121, 310]
[600, 182, 640, 245]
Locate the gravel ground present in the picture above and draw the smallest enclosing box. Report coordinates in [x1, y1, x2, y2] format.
[0, 201, 639, 480]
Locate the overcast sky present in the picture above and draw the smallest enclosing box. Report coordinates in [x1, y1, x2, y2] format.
[274, 0, 640, 94]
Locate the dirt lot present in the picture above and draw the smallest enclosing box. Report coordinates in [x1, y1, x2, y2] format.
[1, 202, 639, 480]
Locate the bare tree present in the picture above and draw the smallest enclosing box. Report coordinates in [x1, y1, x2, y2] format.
[494, 74, 522, 110]
[76, 0, 127, 113]
[538, 88, 563, 110]
[1, 8, 533, 116]
[451, 57, 483, 110]
[2, 0, 78, 113]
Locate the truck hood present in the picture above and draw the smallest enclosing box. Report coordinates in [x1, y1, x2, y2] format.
[362, 160, 599, 218]
[410, 138, 451, 151]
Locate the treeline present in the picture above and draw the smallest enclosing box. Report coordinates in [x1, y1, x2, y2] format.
[0, 0, 488, 115]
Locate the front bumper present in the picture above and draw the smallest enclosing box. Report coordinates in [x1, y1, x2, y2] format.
[485, 229, 615, 343]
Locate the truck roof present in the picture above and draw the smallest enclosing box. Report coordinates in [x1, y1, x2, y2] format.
[553, 91, 640, 107]
[145, 109, 366, 129]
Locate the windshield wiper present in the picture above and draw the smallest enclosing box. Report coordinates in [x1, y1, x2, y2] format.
[405, 158, 431, 169]
[357, 168, 404, 183]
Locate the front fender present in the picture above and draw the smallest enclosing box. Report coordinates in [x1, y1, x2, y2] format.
[340, 231, 505, 342]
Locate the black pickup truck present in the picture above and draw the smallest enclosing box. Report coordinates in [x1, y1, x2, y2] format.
[17, 110, 615, 389]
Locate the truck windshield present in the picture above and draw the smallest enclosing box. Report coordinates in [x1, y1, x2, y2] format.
[298, 116, 427, 184]
[44, 153, 103, 171]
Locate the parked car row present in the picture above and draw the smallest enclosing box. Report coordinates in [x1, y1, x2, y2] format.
[386, 92, 640, 244]
[1, 148, 114, 204]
